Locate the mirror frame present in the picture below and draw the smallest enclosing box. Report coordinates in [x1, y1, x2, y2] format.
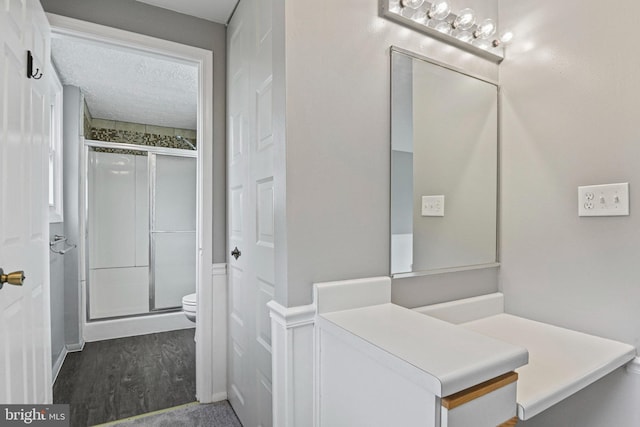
[390, 46, 501, 279]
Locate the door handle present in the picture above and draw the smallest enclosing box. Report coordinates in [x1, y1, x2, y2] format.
[0, 268, 25, 290]
[231, 247, 241, 260]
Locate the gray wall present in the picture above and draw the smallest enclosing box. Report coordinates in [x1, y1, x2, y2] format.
[49, 222, 65, 368]
[274, 0, 500, 307]
[500, 0, 640, 350]
[500, 0, 640, 423]
[62, 86, 83, 347]
[41, 0, 227, 264]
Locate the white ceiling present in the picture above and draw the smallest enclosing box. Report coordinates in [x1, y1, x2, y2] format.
[136, 0, 238, 24]
[51, 36, 198, 130]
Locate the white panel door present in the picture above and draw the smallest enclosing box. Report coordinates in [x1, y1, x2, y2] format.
[253, 0, 275, 425]
[228, 0, 274, 425]
[0, 0, 52, 403]
[228, 1, 252, 423]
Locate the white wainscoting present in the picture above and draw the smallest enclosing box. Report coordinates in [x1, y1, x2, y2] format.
[195, 262, 228, 403]
[268, 300, 315, 427]
[208, 263, 229, 402]
[268, 277, 392, 427]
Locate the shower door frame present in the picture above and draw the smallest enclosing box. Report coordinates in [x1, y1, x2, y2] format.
[148, 149, 198, 312]
[84, 140, 197, 318]
[49, 13, 218, 404]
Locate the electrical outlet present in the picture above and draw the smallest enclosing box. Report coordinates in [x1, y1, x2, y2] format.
[578, 183, 629, 217]
[422, 195, 445, 217]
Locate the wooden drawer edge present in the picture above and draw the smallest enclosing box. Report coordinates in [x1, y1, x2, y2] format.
[498, 416, 519, 426]
[441, 372, 518, 410]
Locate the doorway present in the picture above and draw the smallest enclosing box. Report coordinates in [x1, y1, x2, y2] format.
[47, 13, 218, 406]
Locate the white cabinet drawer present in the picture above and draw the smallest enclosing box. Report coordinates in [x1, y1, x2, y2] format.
[441, 372, 518, 427]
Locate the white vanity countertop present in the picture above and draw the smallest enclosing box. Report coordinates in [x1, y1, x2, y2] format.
[319, 303, 529, 397]
[461, 313, 636, 420]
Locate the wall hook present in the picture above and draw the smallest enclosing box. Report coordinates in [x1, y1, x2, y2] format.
[27, 51, 43, 80]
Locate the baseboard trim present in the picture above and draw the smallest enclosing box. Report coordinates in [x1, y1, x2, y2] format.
[210, 391, 228, 402]
[66, 340, 85, 352]
[84, 312, 194, 342]
[52, 348, 68, 384]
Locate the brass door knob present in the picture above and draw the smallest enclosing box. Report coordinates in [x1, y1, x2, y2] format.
[0, 268, 25, 290]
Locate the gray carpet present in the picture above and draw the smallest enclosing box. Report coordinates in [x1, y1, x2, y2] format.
[98, 401, 242, 427]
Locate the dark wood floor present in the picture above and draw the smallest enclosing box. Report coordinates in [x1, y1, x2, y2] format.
[54, 329, 196, 427]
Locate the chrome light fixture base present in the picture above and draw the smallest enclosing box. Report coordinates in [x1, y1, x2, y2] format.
[383, 0, 508, 63]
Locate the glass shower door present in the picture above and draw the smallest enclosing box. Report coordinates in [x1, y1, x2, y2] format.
[87, 149, 150, 319]
[150, 154, 197, 310]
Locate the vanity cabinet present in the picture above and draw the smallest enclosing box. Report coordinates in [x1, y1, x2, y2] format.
[440, 372, 518, 427]
[316, 299, 527, 427]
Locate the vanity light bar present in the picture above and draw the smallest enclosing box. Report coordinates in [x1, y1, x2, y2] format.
[383, 0, 513, 63]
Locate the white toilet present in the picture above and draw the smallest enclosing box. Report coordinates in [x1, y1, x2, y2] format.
[182, 293, 197, 323]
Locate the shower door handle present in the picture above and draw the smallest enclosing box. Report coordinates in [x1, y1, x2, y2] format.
[231, 247, 241, 260]
[0, 268, 25, 290]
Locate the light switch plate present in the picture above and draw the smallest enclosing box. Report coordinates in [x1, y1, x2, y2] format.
[422, 195, 445, 217]
[578, 183, 629, 217]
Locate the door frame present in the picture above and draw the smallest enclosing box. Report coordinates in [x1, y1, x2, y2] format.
[46, 14, 218, 402]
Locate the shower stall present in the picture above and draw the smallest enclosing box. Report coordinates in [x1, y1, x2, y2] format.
[85, 139, 197, 320]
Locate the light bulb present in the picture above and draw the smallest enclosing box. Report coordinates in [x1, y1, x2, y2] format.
[492, 30, 514, 47]
[401, 0, 425, 9]
[454, 30, 473, 43]
[435, 21, 452, 34]
[499, 30, 514, 44]
[412, 9, 428, 24]
[427, 0, 451, 20]
[474, 18, 496, 39]
[452, 8, 476, 30]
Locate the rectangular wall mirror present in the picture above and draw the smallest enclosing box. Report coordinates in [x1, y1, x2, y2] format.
[391, 47, 499, 277]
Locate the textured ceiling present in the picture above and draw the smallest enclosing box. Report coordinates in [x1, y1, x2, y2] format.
[51, 37, 198, 130]
[136, 0, 238, 24]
